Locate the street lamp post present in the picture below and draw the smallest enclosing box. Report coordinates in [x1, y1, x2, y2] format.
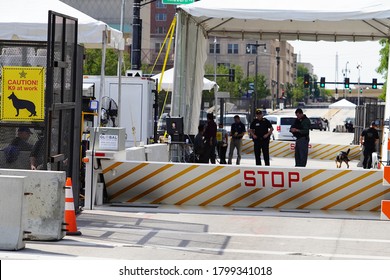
[276, 47, 280, 109]
[247, 41, 266, 120]
[357, 63, 362, 106]
[214, 37, 219, 118]
[271, 80, 277, 110]
[247, 61, 254, 78]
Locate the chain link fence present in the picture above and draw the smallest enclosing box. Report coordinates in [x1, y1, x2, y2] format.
[0, 41, 47, 170]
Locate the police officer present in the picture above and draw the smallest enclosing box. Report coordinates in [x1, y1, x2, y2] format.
[249, 109, 273, 166]
[360, 121, 380, 169]
[290, 108, 311, 167]
[228, 115, 246, 165]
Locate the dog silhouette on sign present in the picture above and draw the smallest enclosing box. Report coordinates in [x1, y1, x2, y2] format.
[8, 92, 37, 117]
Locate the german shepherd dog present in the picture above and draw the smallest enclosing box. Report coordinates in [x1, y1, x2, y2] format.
[335, 148, 350, 168]
[8, 92, 37, 117]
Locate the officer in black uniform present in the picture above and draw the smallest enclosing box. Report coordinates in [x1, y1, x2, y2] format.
[249, 109, 273, 166]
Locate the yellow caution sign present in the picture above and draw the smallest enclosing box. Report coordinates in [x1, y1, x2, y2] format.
[1, 66, 45, 121]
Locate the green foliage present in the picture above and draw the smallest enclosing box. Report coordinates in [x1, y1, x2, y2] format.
[297, 64, 309, 78]
[378, 39, 388, 100]
[290, 65, 310, 103]
[204, 64, 245, 97]
[241, 75, 270, 100]
[83, 49, 131, 75]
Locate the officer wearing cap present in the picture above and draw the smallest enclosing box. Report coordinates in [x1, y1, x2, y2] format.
[249, 109, 273, 166]
[10, 127, 33, 151]
[290, 108, 311, 167]
[360, 121, 380, 169]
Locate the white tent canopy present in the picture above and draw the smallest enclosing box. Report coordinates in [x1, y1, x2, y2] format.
[0, 0, 122, 48]
[329, 99, 357, 109]
[178, 0, 390, 42]
[151, 68, 217, 91]
[173, 0, 390, 134]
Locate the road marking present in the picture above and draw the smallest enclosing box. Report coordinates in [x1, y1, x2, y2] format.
[50, 228, 390, 260]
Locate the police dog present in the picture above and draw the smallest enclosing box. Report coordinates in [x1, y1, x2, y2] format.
[335, 148, 350, 168]
[8, 92, 37, 117]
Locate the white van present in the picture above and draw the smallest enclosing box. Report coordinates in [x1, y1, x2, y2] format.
[217, 114, 249, 134]
[264, 115, 296, 141]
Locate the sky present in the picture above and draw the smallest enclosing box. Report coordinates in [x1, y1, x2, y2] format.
[289, 40, 384, 89]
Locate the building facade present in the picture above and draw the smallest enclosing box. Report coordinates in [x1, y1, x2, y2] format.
[61, 0, 297, 93]
[205, 39, 297, 97]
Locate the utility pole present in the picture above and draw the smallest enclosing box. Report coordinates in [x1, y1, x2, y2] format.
[131, 0, 142, 70]
[276, 47, 280, 109]
[357, 63, 362, 106]
[247, 41, 266, 120]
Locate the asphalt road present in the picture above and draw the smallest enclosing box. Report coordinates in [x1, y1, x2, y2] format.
[1, 206, 389, 260]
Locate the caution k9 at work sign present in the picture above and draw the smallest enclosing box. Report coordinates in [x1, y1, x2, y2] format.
[1, 66, 45, 121]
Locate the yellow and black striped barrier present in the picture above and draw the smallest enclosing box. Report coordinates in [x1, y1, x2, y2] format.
[101, 160, 387, 211]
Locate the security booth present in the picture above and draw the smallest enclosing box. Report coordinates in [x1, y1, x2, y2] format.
[0, 11, 83, 210]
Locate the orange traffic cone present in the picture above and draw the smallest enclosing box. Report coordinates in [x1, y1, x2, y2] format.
[64, 177, 81, 236]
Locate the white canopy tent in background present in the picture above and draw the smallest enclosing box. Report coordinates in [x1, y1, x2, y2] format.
[329, 99, 357, 109]
[173, 0, 390, 135]
[0, 0, 122, 48]
[151, 68, 217, 91]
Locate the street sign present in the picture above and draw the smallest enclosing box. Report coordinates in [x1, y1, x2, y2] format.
[162, 0, 194, 4]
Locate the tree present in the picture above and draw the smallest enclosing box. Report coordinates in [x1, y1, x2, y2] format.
[204, 64, 245, 98]
[83, 49, 131, 75]
[377, 39, 388, 100]
[291, 64, 310, 105]
[241, 74, 270, 101]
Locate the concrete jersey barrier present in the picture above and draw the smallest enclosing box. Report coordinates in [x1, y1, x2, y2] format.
[0, 175, 28, 250]
[0, 169, 66, 241]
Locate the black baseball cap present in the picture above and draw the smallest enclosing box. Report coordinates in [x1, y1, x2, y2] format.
[18, 127, 32, 134]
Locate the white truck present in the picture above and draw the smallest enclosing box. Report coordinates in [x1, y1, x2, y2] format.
[83, 75, 156, 147]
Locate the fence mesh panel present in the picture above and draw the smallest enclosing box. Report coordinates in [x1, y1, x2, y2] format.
[0, 41, 47, 170]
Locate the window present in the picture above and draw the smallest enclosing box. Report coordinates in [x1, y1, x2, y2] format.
[281, 118, 296, 125]
[155, 13, 167, 21]
[209, 43, 220, 54]
[156, 26, 167, 34]
[156, 1, 166, 8]
[155, 42, 165, 53]
[245, 44, 257, 54]
[228, 44, 239, 54]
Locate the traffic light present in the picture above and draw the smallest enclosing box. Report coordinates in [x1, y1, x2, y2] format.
[349, 88, 352, 94]
[344, 78, 350, 88]
[304, 74, 310, 88]
[229, 68, 235, 82]
[372, 78, 378, 89]
[360, 88, 363, 94]
[320, 77, 325, 88]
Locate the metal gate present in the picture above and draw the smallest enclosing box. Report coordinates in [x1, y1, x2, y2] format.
[46, 11, 82, 209]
